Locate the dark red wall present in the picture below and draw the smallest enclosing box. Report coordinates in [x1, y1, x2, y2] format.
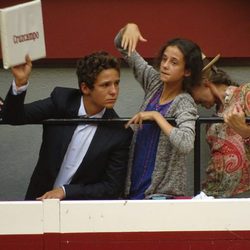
[1, 0, 250, 59]
[1, 232, 250, 250]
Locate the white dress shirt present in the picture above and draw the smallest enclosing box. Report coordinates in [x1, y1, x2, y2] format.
[53, 100, 105, 189]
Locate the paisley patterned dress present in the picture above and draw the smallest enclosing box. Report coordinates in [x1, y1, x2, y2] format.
[203, 83, 250, 197]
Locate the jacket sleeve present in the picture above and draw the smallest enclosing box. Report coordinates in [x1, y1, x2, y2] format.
[2, 86, 57, 124]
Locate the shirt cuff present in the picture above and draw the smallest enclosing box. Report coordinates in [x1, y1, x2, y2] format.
[12, 80, 29, 95]
[61, 186, 66, 197]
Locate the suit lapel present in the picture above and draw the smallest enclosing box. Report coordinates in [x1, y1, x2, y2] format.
[71, 109, 118, 180]
[59, 93, 82, 160]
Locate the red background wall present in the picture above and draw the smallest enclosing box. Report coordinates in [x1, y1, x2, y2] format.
[0, 0, 249, 60]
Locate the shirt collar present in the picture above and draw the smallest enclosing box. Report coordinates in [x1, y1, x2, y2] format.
[78, 98, 106, 118]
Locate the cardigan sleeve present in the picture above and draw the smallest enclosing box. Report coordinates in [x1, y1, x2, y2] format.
[168, 94, 198, 154]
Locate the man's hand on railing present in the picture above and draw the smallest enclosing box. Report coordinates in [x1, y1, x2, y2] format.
[36, 187, 65, 201]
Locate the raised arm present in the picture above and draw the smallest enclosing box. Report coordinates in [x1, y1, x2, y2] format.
[120, 23, 147, 56]
[114, 23, 159, 93]
[2, 55, 57, 124]
[11, 55, 32, 87]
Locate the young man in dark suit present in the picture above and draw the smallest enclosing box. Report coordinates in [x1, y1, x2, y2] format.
[2, 52, 133, 200]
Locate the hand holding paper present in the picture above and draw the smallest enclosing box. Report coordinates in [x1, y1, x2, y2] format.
[11, 55, 32, 87]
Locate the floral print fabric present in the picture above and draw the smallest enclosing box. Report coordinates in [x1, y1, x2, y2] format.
[203, 83, 250, 197]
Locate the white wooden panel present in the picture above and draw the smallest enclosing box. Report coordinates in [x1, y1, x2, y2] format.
[0, 201, 43, 234]
[60, 199, 250, 233]
[43, 199, 60, 233]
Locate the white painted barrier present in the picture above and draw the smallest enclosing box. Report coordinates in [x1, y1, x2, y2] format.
[1, 199, 250, 235]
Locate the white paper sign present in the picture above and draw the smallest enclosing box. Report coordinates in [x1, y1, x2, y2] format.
[0, 0, 46, 69]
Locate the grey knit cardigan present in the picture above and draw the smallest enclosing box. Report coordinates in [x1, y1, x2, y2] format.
[115, 32, 198, 197]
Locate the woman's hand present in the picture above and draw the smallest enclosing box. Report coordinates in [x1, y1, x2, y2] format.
[224, 103, 250, 138]
[125, 111, 173, 137]
[121, 23, 147, 56]
[125, 111, 158, 129]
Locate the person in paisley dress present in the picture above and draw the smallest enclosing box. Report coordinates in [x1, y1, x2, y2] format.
[191, 57, 250, 198]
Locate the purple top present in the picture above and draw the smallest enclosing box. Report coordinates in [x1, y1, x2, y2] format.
[129, 87, 173, 199]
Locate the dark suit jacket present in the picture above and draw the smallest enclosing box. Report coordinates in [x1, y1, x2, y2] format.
[3, 87, 133, 200]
